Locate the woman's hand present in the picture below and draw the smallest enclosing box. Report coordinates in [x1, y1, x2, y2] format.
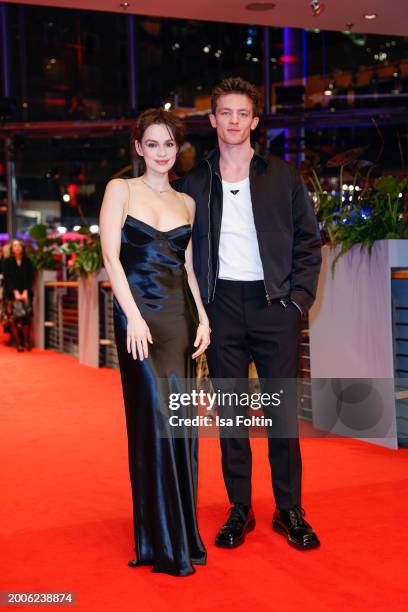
[21, 290, 28, 301]
[127, 314, 153, 360]
[192, 323, 211, 359]
[14, 290, 23, 301]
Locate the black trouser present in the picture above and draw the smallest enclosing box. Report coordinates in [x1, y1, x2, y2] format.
[205, 279, 302, 510]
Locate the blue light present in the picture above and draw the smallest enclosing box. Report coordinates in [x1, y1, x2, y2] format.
[246, 36, 253, 46]
[360, 207, 371, 220]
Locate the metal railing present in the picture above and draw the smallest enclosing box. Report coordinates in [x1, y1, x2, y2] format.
[44, 281, 79, 357]
[298, 328, 312, 421]
[99, 281, 119, 369]
[391, 269, 408, 446]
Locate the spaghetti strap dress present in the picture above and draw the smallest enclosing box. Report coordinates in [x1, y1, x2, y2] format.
[113, 200, 207, 576]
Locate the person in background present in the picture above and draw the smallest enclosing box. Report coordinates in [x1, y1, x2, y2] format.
[3, 239, 35, 352]
[0, 244, 13, 346]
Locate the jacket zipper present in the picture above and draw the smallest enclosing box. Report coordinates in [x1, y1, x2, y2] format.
[248, 160, 272, 306]
[205, 159, 213, 303]
[212, 258, 220, 302]
[211, 167, 223, 302]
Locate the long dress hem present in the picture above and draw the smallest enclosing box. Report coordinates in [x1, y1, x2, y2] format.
[113, 215, 207, 577]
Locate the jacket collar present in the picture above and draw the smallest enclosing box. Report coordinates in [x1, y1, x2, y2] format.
[203, 147, 268, 177]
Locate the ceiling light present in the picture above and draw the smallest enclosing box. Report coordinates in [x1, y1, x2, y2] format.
[120, 2, 130, 9]
[245, 2, 276, 11]
[203, 45, 211, 53]
[364, 13, 378, 20]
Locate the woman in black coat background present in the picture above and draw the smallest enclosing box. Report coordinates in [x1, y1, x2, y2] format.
[3, 239, 35, 352]
[0, 246, 14, 345]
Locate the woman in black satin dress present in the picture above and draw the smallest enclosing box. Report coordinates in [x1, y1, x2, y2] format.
[99, 109, 210, 577]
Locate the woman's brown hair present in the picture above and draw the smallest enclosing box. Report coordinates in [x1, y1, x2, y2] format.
[131, 108, 184, 159]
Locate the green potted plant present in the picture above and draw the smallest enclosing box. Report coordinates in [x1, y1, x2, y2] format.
[61, 227, 103, 278]
[26, 223, 62, 270]
[301, 147, 408, 273]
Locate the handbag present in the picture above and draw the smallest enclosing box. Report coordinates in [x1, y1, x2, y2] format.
[12, 299, 32, 319]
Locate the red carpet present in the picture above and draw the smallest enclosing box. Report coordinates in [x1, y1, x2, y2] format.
[1, 333, 408, 611]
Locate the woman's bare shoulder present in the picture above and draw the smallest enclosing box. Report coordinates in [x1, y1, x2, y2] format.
[105, 177, 128, 194]
[179, 191, 195, 209]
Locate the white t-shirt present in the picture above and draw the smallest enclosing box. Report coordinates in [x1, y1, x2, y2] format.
[218, 177, 264, 281]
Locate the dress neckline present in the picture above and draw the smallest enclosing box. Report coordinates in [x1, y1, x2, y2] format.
[124, 214, 191, 235]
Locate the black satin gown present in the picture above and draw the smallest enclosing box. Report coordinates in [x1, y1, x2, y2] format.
[113, 214, 207, 576]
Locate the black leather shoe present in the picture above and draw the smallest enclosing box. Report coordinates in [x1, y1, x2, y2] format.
[272, 505, 320, 550]
[215, 503, 255, 548]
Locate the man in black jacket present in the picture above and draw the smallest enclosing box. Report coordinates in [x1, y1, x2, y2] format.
[176, 77, 322, 551]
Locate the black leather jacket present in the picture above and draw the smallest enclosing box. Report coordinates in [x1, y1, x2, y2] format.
[174, 148, 322, 315]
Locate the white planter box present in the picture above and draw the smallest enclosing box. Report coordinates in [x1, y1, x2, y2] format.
[309, 240, 408, 449]
[78, 268, 107, 368]
[33, 269, 57, 349]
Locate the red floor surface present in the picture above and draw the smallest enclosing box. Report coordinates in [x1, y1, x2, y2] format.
[1, 335, 408, 611]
